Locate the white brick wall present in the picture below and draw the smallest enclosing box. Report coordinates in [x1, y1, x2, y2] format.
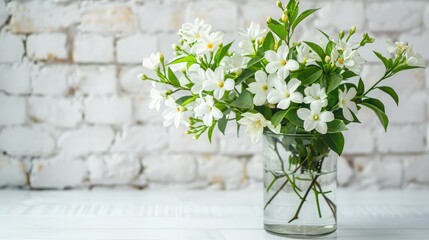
[0, 0, 428, 190]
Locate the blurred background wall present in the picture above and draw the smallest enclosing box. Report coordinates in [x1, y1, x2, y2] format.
[0, 0, 428, 190]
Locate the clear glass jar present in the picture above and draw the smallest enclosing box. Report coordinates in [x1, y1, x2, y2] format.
[263, 132, 337, 236]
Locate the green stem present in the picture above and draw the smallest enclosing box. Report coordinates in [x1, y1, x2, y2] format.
[313, 186, 322, 218]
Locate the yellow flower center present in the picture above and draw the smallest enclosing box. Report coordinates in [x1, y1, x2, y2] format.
[256, 120, 263, 128]
[341, 99, 346, 105]
[176, 106, 181, 112]
[284, 92, 290, 98]
[281, 59, 287, 65]
[313, 115, 320, 121]
[262, 85, 268, 91]
[217, 81, 224, 88]
[207, 43, 213, 49]
[337, 58, 344, 64]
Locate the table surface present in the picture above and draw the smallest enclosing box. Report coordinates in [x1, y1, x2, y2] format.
[0, 190, 428, 240]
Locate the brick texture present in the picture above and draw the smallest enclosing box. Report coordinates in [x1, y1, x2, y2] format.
[0, 0, 428, 190]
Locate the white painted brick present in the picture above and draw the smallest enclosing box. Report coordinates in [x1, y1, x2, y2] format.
[0, 63, 31, 94]
[366, 2, 423, 32]
[241, 1, 278, 27]
[0, 127, 55, 156]
[0, 31, 24, 63]
[404, 155, 429, 184]
[424, 5, 429, 28]
[219, 127, 262, 156]
[139, 2, 184, 33]
[31, 65, 72, 95]
[197, 155, 244, 190]
[168, 126, 218, 154]
[58, 126, 114, 157]
[143, 154, 196, 183]
[26, 33, 68, 60]
[8, 1, 80, 33]
[382, 93, 426, 124]
[0, 93, 26, 125]
[377, 125, 426, 153]
[400, 33, 429, 61]
[88, 154, 141, 185]
[119, 66, 151, 94]
[28, 97, 82, 128]
[0, 0, 7, 28]
[188, 1, 238, 31]
[73, 34, 114, 63]
[315, 1, 364, 30]
[134, 97, 163, 124]
[30, 157, 86, 189]
[80, 5, 136, 33]
[112, 125, 168, 154]
[158, 33, 179, 60]
[76, 65, 117, 95]
[116, 35, 157, 63]
[343, 126, 375, 154]
[0, 155, 27, 187]
[337, 156, 353, 186]
[246, 154, 262, 181]
[84, 97, 133, 125]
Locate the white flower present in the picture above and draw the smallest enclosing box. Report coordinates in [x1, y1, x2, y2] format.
[265, 45, 300, 79]
[187, 64, 206, 94]
[247, 70, 275, 106]
[297, 44, 320, 64]
[386, 41, 408, 55]
[238, 40, 257, 55]
[162, 98, 188, 128]
[333, 48, 365, 74]
[406, 44, 425, 67]
[335, 39, 359, 52]
[149, 88, 168, 111]
[238, 112, 280, 143]
[194, 96, 223, 126]
[191, 31, 224, 55]
[338, 87, 358, 121]
[221, 53, 250, 74]
[142, 52, 162, 70]
[297, 102, 334, 134]
[304, 84, 328, 107]
[239, 21, 267, 42]
[203, 67, 235, 99]
[178, 18, 212, 44]
[267, 78, 303, 109]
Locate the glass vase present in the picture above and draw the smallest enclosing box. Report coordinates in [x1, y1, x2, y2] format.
[263, 132, 337, 236]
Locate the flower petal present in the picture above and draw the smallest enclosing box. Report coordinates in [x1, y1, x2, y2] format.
[297, 108, 311, 120]
[287, 78, 302, 93]
[289, 92, 303, 103]
[223, 79, 235, 91]
[342, 107, 354, 121]
[320, 111, 335, 122]
[266, 62, 282, 74]
[267, 90, 282, 104]
[304, 119, 317, 132]
[253, 93, 267, 106]
[211, 108, 223, 119]
[277, 99, 291, 109]
[315, 122, 328, 134]
[285, 59, 300, 71]
[255, 70, 267, 83]
[264, 50, 280, 62]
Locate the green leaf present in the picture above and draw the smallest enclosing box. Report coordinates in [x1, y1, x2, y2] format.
[214, 41, 233, 64]
[325, 41, 336, 55]
[168, 55, 197, 65]
[292, 8, 320, 31]
[207, 123, 216, 143]
[317, 29, 331, 41]
[247, 55, 264, 68]
[235, 69, 254, 85]
[392, 64, 424, 74]
[362, 98, 385, 112]
[304, 41, 326, 61]
[262, 32, 275, 51]
[175, 95, 196, 106]
[167, 68, 180, 86]
[373, 51, 390, 69]
[231, 89, 254, 109]
[342, 70, 358, 79]
[361, 102, 389, 131]
[377, 86, 399, 105]
[357, 78, 365, 96]
[217, 115, 228, 135]
[284, 108, 303, 127]
[322, 133, 345, 156]
[271, 110, 287, 127]
[299, 66, 323, 85]
[327, 73, 343, 93]
[268, 21, 287, 40]
[327, 120, 348, 133]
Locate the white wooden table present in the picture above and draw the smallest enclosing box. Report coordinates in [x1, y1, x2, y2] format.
[0, 190, 428, 240]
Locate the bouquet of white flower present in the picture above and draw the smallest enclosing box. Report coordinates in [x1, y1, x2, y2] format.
[139, 0, 424, 235]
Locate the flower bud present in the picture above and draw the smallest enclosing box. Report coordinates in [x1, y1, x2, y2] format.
[268, 104, 276, 109]
[159, 53, 164, 63]
[276, 1, 283, 8]
[281, 13, 288, 23]
[339, 31, 345, 39]
[172, 44, 180, 51]
[368, 37, 375, 43]
[324, 55, 331, 63]
[267, 17, 273, 24]
[350, 26, 356, 35]
[166, 90, 173, 95]
[257, 37, 264, 45]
